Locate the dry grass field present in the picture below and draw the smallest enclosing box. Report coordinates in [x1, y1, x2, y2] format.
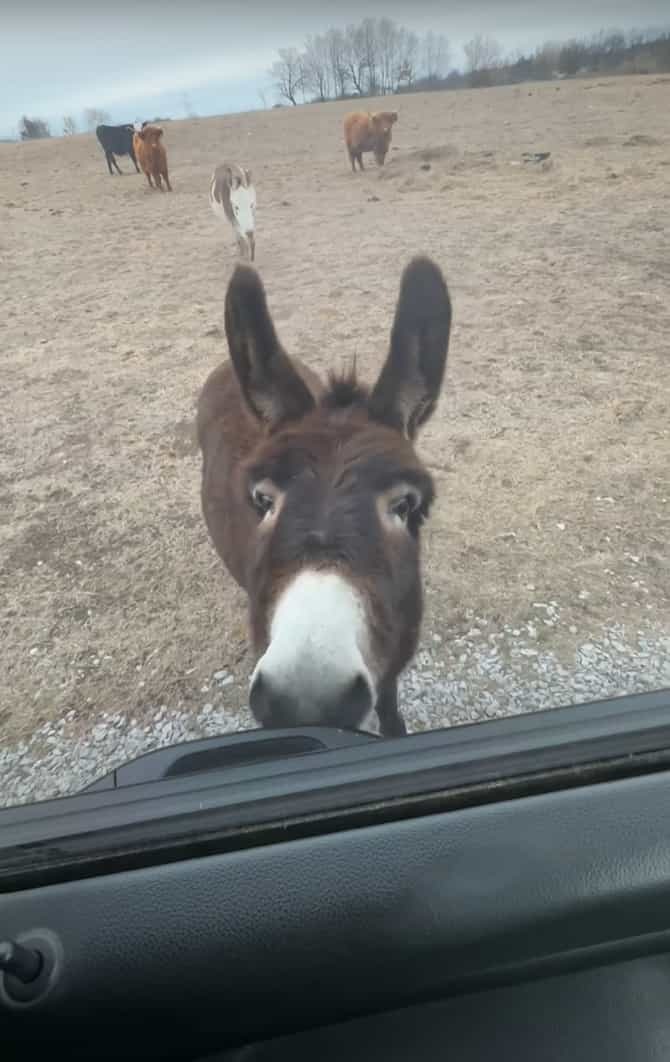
[1, 74, 669, 757]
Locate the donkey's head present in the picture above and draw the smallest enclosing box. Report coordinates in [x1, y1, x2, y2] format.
[225, 257, 451, 734]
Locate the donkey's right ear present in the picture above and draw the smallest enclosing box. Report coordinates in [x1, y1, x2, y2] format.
[224, 265, 315, 427]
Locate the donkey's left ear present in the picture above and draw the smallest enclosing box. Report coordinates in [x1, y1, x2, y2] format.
[369, 257, 451, 439]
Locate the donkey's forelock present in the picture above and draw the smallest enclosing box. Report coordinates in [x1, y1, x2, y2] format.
[320, 369, 369, 411]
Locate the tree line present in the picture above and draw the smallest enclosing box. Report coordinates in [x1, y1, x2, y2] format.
[18, 106, 178, 141]
[15, 22, 670, 139]
[19, 107, 111, 141]
[270, 19, 450, 105]
[496, 27, 670, 88]
[269, 20, 670, 105]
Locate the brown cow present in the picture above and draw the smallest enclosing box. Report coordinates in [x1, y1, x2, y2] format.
[343, 110, 398, 172]
[133, 124, 172, 191]
[197, 256, 452, 737]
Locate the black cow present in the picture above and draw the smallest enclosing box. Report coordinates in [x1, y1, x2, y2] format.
[95, 124, 140, 176]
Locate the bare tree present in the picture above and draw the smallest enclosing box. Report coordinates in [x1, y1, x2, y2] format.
[599, 30, 627, 69]
[360, 17, 380, 95]
[377, 16, 398, 94]
[269, 47, 305, 106]
[557, 39, 580, 76]
[83, 107, 111, 130]
[533, 41, 561, 79]
[395, 26, 418, 90]
[463, 34, 502, 86]
[325, 26, 349, 98]
[343, 22, 369, 95]
[19, 116, 50, 140]
[626, 26, 647, 49]
[62, 115, 77, 136]
[421, 31, 450, 81]
[303, 33, 332, 101]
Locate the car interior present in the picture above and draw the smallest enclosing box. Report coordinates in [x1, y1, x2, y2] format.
[3, 687, 670, 1060]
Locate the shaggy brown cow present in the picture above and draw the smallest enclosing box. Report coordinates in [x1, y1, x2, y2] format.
[343, 110, 398, 172]
[133, 124, 172, 191]
[197, 256, 452, 737]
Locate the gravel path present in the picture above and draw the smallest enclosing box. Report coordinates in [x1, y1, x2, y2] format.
[3, 610, 669, 808]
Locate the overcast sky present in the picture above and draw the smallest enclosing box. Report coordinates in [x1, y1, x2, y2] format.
[2, 1, 668, 137]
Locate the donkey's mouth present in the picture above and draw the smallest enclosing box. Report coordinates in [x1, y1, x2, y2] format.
[249, 668, 375, 731]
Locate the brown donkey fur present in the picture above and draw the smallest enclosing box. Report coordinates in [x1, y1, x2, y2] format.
[197, 257, 452, 736]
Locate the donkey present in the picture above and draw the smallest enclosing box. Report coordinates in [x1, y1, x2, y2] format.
[197, 256, 452, 736]
[209, 164, 256, 262]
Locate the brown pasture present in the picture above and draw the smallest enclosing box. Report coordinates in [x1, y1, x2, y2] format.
[1, 75, 669, 745]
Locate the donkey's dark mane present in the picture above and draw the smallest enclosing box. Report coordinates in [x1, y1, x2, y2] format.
[320, 369, 370, 411]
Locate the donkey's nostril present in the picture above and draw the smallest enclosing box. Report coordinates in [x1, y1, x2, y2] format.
[341, 673, 374, 726]
[249, 669, 301, 728]
[249, 671, 272, 724]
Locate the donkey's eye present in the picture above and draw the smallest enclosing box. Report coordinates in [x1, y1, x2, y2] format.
[389, 491, 421, 524]
[251, 486, 275, 517]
